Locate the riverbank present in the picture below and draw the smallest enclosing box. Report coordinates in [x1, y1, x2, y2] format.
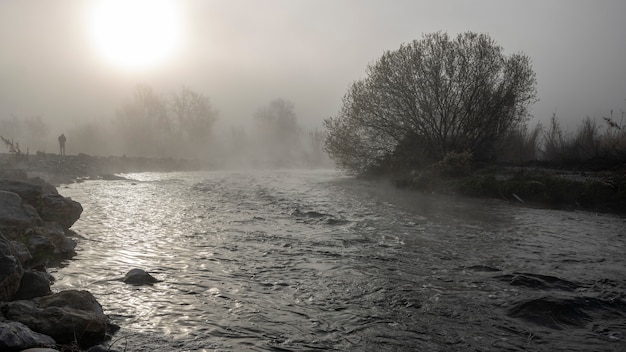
[4, 151, 625, 215]
[0, 152, 208, 186]
[0, 167, 119, 351]
[0, 152, 208, 351]
[394, 160, 626, 215]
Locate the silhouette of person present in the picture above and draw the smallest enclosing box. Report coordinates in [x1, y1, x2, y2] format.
[58, 133, 66, 156]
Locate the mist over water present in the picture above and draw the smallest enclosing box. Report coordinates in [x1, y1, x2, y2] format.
[52, 169, 626, 351]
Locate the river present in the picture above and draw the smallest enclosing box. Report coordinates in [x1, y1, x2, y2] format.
[51, 169, 626, 351]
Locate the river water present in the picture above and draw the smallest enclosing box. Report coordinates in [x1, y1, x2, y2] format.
[51, 169, 625, 351]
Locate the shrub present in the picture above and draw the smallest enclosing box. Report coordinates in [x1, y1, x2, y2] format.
[325, 31, 537, 175]
[433, 151, 473, 177]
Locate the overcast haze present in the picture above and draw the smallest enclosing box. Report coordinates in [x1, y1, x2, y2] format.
[1, 0, 625, 154]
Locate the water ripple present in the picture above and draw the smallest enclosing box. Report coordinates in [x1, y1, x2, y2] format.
[51, 170, 626, 351]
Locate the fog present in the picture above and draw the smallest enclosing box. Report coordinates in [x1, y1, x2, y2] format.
[1, 0, 625, 162]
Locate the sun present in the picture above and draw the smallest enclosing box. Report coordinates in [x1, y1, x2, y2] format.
[87, 0, 182, 71]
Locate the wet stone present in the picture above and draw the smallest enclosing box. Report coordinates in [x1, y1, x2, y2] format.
[494, 272, 580, 291]
[507, 296, 626, 330]
[123, 268, 159, 286]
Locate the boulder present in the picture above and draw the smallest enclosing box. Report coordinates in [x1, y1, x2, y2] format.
[9, 240, 32, 266]
[24, 224, 77, 266]
[0, 180, 42, 206]
[1, 290, 114, 347]
[24, 232, 55, 258]
[123, 268, 159, 285]
[38, 195, 82, 229]
[0, 191, 42, 238]
[0, 321, 56, 352]
[25, 177, 59, 196]
[14, 270, 52, 300]
[45, 223, 77, 256]
[0, 234, 23, 301]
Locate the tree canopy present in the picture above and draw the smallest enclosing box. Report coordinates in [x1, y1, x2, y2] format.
[324, 31, 537, 175]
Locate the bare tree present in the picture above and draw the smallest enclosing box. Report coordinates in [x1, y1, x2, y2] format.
[0, 114, 49, 153]
[306, 128, 328, 166]
[253, 98, 302, 166]
[171, 86, 218, 157]
[325, 31, 537, 175]
[115, 85, 170, 156]
[1, 135, 22, 156]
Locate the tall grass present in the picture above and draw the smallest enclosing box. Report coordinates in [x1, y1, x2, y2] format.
[500, 109, 626, 164]
[539, 110, 625, 162]
[498, 123, 543, 162]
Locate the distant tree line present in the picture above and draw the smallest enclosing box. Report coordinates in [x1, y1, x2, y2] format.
[0, 85, 330, 168]
[220, 98, 329, 168]
[111, 85, 218, 158]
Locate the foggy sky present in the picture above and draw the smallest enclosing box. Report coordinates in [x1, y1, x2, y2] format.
[1, 0, 625, 141]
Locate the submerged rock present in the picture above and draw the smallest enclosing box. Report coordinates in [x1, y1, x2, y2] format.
[123, 268, 159, 285]
[507, 296, 593, 329]
[464, 265, 502, 272]
[507, 296, 626, 330]
[495, 272, 580, 291]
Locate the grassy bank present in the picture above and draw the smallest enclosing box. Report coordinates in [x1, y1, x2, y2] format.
[395, 161, 626, 215]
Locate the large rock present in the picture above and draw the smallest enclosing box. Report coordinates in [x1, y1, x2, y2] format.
[13, 270, 52, 300]
[0, 191, 42, 238]
[24, 224, 77, 267]
[44, 223, 77, 256]
[9, 240, 32, 266]
[0, 290, 114, 347]
[25, 177, 59, 197]
[0, 321, 56, 352]
[0, 180, 42, 206]
[0, 234, 23, 301]
[25, 232, 55, 261]
[38, 194, 82, 229]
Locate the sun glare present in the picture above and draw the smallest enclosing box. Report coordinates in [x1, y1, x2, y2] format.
[88, 0, 182, 71]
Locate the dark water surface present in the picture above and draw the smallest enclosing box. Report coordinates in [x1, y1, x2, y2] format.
[52, 169, 626, 351]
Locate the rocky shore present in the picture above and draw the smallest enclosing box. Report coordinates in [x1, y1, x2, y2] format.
[1, 152, 207, 187]
[0, 165, 120, 351]
[0, 152, 203, 351]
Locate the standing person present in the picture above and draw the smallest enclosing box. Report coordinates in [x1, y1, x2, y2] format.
[58, 133, 66, 156]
